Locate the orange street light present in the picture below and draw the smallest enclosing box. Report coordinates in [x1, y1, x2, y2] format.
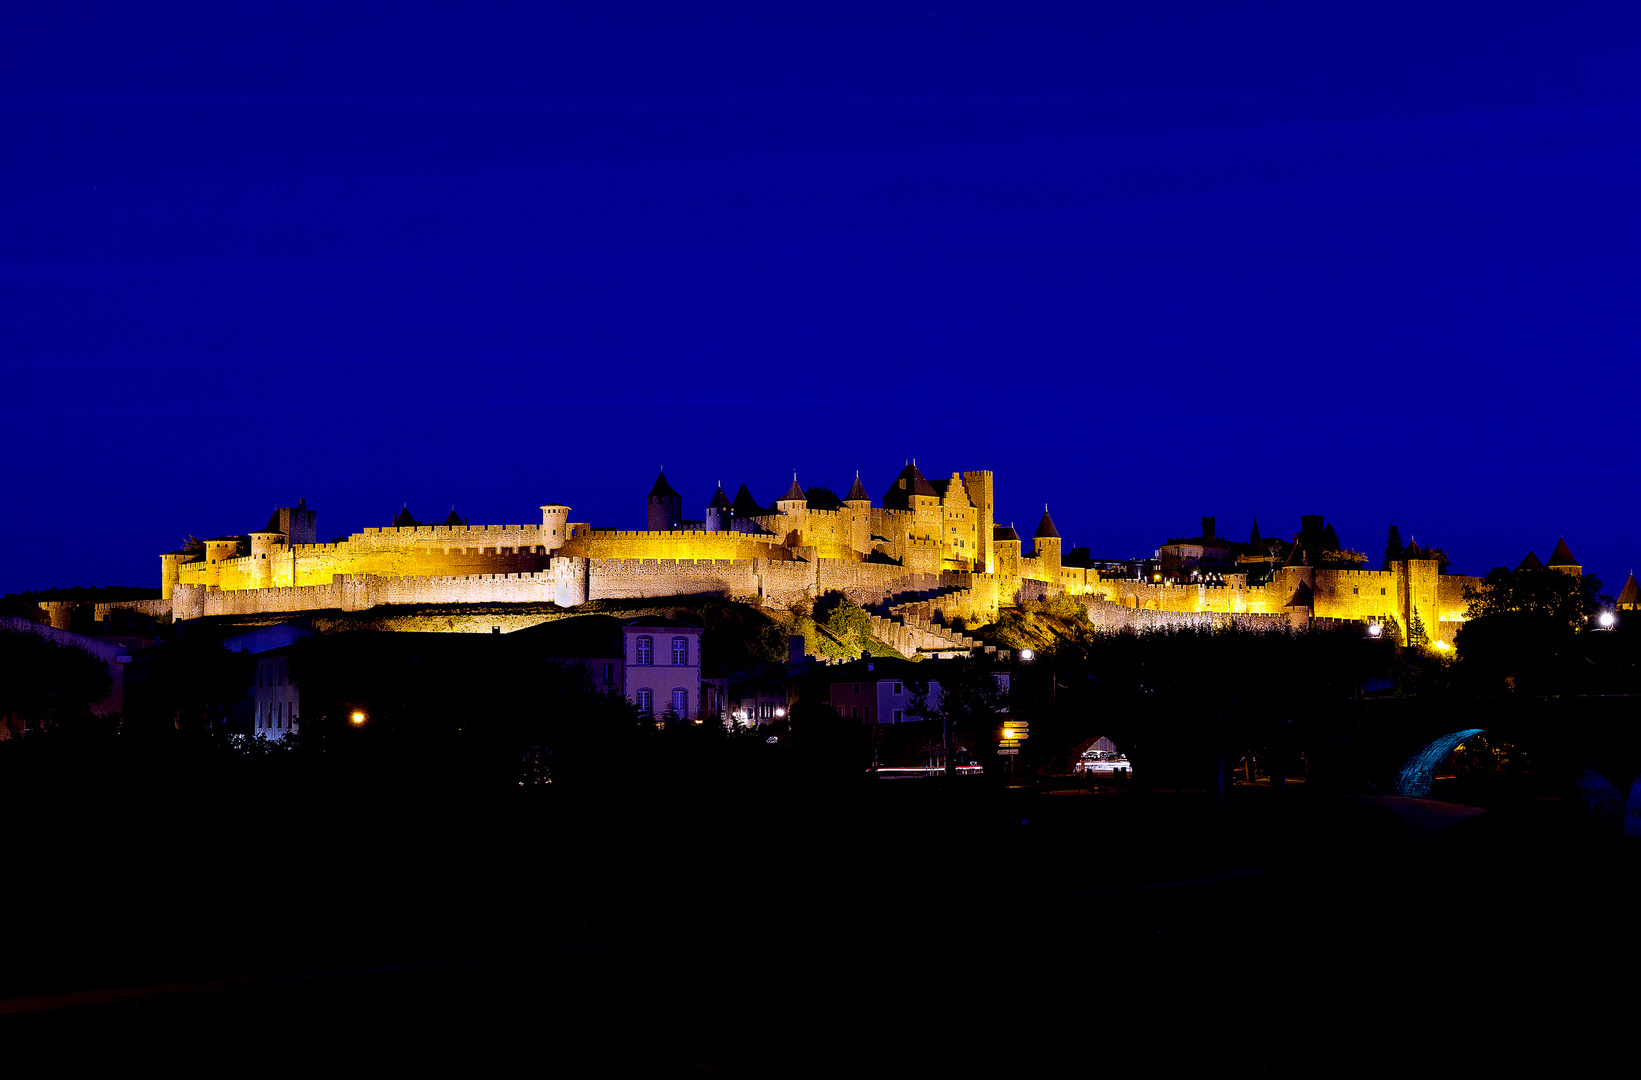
[350, 711, 367, 725]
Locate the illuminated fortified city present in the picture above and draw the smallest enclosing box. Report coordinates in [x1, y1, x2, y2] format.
[73, 461, 1590, 652]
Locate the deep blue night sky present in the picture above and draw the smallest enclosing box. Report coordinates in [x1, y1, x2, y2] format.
[5, 4, 1640, 593]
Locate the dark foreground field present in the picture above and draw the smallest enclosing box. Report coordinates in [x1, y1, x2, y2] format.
[2, 747, 1634, 1075]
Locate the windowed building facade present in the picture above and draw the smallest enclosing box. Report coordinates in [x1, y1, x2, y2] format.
[623, 617, 705, 721]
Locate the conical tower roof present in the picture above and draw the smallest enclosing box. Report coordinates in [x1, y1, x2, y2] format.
[648, 469, 681, 499]
[1617, 572, 1640, 608]
[1547, 537, 1579, 568]
[845, 472, 869, 502]
[780, 473, 805, 502]
[393, 505, 419, 528]
[443, 507, 466, 526]
[881, 460, 938, 509]
[1249, 518, 1261, 544]
[1033, 506, 1060, 540]
[707, 483, 731, 510]
[730, 484, 766, 518]
[1516, 550, 1544, 572]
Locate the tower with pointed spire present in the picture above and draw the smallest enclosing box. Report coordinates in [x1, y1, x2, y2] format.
[1617, 572, 1640, 612]
[647, 468, 683, 531]
[705, 483, 732, 532]
[844, 471, 872, 553]
[1033, 505, 1062, 576]
[775, 472, 806, 515]
[1546, 537, 1582, 577]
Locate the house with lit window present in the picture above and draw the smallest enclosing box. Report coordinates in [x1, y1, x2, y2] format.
[828, 658, 924, 724]
[622, 616, 708, 721]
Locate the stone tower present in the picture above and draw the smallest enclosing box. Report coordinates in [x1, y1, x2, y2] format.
[540, 503, 572, 551]
[993, 524, 1022, 585]
[844, 472, 871, 555]
[247, 530, 286, 589]
[1617, 572, 1640, 612]
[1547, 537, 1582, 577]
[1033, 506, 1062, 573]
[203, 537, 241, 588]
[647, 469, 683, 532]
[160, 550, 189, 600]
[962, 469, 995, 574]
[705, 484, 732, 532]
[266, 499, 317, 546]
[775, 474, 806, 516]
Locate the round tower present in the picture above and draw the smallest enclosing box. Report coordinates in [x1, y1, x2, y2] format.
[1033, 506, 1063, 573]
[705, 484, 732, 532]
[160, 551, 188, 600]
[247, 531, 285, 589]
[775, 472, 807, 515]
[843, 471, 871, 555]
[647, 469, 683, 531]
[540, 503, 572, 551]
[203, 538, 241, 588]
[775, 472, 807, 547]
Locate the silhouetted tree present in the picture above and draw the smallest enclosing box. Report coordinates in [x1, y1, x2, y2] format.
[907, 655, 1009, 776]
[804, 486, 843, 512]
[0, 630, 113, 737]
[1381, 525, 1404, 570]
[1464, 565, 1608, 626]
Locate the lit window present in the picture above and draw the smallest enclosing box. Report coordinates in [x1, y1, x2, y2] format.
[673, 637, 688, 665]
[636, 636, 653, 665]
[636, 688, 652, 715]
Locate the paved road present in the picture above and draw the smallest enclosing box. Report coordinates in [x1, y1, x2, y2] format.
[1355, 795, 1485, 841]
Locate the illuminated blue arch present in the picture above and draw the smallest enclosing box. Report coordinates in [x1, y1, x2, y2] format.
[1392, 728, 1484, 797]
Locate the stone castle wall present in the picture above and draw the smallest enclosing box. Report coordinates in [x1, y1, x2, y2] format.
[154, 475, 1486, 641]
[1081, 600, 1293, 635]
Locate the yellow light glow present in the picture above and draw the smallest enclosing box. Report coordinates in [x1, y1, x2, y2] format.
[350, 711, 366, 725]
[1433, 640, 1450, 651]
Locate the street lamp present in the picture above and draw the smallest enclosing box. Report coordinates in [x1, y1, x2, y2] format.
[1598, 611, 1617, 630]
[1367, 623, 1383, 638]
[1019, 648, 1035, 662]
[350, 710, 367, 725]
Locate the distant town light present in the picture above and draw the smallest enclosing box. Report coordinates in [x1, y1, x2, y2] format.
[350, 711, 366, 725]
